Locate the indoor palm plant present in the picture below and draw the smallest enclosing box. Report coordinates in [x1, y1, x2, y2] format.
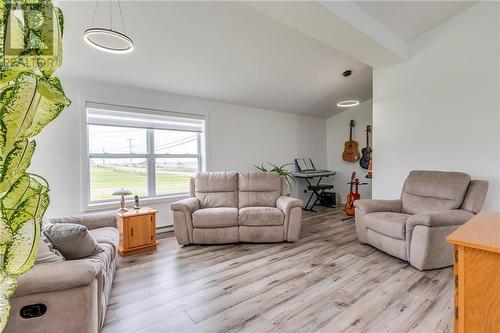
[255, 162, 295, 194]
[0, 1, 70, 330]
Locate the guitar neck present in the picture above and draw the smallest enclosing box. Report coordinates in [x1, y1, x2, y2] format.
[349, 126, 353, 140]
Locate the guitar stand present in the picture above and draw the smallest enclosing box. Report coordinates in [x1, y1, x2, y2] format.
[341, 180, 368, 222]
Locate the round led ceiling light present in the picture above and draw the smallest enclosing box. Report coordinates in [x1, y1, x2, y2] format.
[337, 69, 360, 108]
[83, 28, 134, 54]
[337, 99, 360, 107]
[84, 0, 133, 54]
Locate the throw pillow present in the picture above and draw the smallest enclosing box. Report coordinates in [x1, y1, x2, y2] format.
[35, 234, 65, 264]
[43, 223, 103, 260]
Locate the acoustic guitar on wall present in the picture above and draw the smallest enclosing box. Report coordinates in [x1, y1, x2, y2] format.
[359, 125, 372, 169]
[342, 120, 360, 162]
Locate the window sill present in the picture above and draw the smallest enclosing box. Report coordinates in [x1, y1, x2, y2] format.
[83, 194, 190, 212]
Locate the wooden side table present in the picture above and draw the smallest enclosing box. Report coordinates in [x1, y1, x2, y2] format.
[117, 207, 158, 256]
[447, 211, 500, 333]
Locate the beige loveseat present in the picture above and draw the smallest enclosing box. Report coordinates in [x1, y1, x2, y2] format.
[6, 212, 118, 333]
[171, 171, 303, 245]
[354, 170, 488, 270]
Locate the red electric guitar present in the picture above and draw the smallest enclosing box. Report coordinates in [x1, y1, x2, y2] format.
[344, 172, 360, 216]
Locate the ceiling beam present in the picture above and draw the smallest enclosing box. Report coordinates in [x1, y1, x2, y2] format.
[245, 1, 408, 69]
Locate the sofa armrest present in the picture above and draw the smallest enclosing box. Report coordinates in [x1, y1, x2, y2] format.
[171, 197, 200, 245]
[14, 259, 99, 297]
[277, 196, 303, 242]
[49, 211, 117, 230]
[407, 209, 475, 228]
[354, 199, 401, 243]
[276, 196, 303, 214]
[354, 199, 402, 213]
[405, 209, 475, 269]
[171, 197, 200, 214]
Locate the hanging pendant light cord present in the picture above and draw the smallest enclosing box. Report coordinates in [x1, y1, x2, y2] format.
[117, 0, 127, 34]
[90, 0, 99, 26]
[90, 0, 127, 33]
[109, 0, 112, 30]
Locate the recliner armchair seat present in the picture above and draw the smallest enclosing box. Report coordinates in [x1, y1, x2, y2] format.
[364, 212, 410, 240]
[193, 207, 238, 228]
[355, 170, 489, 270]
[238, 207, 284, 226]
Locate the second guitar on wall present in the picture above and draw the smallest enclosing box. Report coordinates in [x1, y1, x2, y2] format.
[342, 120, 373, 169]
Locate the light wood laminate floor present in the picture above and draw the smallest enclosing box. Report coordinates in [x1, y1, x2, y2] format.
[102, 208, 454, 333]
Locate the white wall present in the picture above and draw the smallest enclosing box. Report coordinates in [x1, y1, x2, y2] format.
[326, 100, 372, 202]
[30, 78, 327, 227]
[373, 2, 500, 209]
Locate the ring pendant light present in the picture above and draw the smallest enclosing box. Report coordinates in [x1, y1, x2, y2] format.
[337, 70, 360, 108]
[83, 0, 134, 54]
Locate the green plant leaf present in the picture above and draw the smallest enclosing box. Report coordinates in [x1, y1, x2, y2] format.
[0, 271, 17, 332]
[9, 179, 49, 231]
[0, 140, 36, 194]
[24, 77, 70, 138]
[255, 164, 268, 172]
[4, 218, 40, 275]
[0, 69, 19, 93]
[3, 4, 25, 57]
[2, 73, 40, 152]
[2, 174, 31, 220]
[3, 174, 48, 231]
[0, 212, 12, 245]
[55, 6, 64, 37]
[37, 4, 64, 76]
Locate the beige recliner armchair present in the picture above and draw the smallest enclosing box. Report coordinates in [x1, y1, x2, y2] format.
[171, 171, 303, 245]
[354, 170, 488, 270]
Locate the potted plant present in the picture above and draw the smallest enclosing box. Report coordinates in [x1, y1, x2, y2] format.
[255, 162, 295, 196]
[0, 1, 71, 330]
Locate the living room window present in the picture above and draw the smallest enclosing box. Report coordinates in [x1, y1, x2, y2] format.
[84, 102, 205, 208]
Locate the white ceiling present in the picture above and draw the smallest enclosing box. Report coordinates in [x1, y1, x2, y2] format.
[353, 1, 477, 42]
[59, 1, 372, 118]
[58, 1, 476, 118]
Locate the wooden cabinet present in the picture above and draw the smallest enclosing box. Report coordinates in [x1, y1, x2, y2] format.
[117, 207, 158, 256]
[447, 212, 500, 333]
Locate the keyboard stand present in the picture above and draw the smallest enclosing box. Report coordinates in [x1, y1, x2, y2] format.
[293, 173, 336, 212]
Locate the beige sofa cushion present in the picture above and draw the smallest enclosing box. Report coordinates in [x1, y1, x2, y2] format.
[87, 243, 115, 275]
[401, 170, 470, 214]
[364, 212, 411, 240]
[192, 207, 238, 228]
[90, 227, 119, 251]
[238, 207, 284, 226]
[195, 172, 238, 208]
[238, 172, 281, 208]
[43, 223, 103, 260]
[35, 235, 64, 264]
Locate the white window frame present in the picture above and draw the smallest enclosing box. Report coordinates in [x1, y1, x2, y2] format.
[82, 100, 207, 211]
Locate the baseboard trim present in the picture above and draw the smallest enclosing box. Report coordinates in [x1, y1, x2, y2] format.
[157, 225, 174, 236]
